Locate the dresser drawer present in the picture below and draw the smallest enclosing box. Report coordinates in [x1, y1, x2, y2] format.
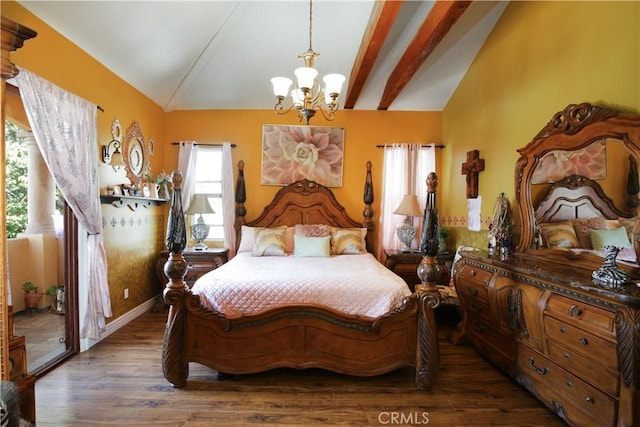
[9, 336, 27, 381]
[544, 315, 618, 371]
[518, 346, 616, 427]
[467, 313, 516, 358]
[547, 339, 618, 397]
[545, 294, 615, 338]
[457, 263, 493, 286]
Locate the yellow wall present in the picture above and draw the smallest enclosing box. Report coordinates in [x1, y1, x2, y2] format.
[442, 1, 640, 249]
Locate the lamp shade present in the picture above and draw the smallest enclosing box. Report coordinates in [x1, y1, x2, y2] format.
[271, 77, 293, 97]
[322, 73, 345, 95]
[294, 66, 318, 89]
[393, 195, 422, 217]
[186, 194, 215, 215]
[109, 149, 125, 167]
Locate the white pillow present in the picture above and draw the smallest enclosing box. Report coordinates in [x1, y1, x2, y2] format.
[237, 225, 262, 253]
[294, 235, 331, 257]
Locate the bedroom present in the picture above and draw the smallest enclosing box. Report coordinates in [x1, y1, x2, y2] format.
[1, 0, 639, 426]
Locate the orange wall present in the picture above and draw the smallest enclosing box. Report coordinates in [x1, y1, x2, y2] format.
[160, 109, 442, 230]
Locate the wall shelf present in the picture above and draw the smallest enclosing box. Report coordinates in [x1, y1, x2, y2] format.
[100, 195, 167, 211]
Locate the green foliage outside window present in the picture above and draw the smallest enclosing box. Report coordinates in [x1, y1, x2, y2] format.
[5, 121, 28, 238]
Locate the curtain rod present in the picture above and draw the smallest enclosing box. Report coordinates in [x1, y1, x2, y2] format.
[376, 144, 444, 149]
[171, 142, 237, 147]
[7, 82, 105, 112]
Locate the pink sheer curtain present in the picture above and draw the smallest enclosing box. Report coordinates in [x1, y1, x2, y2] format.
[177, 141, 197, 211]
[377, 143, 436, 260]
[16, 67, 111, 340]
[221, 143, 236, 257]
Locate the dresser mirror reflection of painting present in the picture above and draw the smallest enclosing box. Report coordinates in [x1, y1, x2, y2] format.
[261, 125, 344, 187]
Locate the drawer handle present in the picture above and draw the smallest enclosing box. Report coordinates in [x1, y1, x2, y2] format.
[466, 285, 478, 296]
[585, 396, 595, 404]
[569, 305, 582, 317]
[579, 337, 589, 345]
[564, 352, 571, 359]
[470, 270, 476, 277]
[566, 380, 573, 387]
[559, 326, 566, 333]
[529, 357, 548, 375]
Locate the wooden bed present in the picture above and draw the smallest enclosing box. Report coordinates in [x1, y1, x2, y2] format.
[162, 162, 440, 389]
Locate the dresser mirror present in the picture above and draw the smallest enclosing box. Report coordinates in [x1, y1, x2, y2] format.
[515, 103, 640, 267]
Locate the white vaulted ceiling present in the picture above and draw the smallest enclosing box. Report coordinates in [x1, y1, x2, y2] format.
[18, 1, 507, 112]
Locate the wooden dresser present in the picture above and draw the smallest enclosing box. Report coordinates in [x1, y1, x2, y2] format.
[454, 250, 639, 427]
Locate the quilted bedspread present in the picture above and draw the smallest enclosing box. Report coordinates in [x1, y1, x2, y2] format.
[191, 252, 412, 318]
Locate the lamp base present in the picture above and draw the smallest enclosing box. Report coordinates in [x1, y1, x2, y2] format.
[396, 222, 416, 253]
[191, 217, 210, 251]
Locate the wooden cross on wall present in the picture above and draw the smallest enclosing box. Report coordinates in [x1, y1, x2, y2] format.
[461, 150, 485, 198]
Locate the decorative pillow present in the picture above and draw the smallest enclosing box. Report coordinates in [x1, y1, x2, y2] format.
[570, 218, 619, 249]
[589, 227, 632, 250]
[294, 224, 331, 237]
[293, 235, 331, 257]
[539, 221, 579, 248]
[618, 217, 635, 242]
[330, 227, 367, 255]
[238, 226, 262, 253]
[252, 227, 287, 256]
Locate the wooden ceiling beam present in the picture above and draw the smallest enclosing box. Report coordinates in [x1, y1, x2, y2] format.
[377, 0, 472, 111]
[343, 0, 403, 110]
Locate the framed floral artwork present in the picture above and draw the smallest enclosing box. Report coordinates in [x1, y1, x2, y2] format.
[261, 125, 345, 187]
[531, 140, 606, 184]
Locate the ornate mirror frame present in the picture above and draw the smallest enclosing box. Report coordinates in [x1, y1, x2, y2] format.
[515, 103, 640, 253]
[123, 121, 148, 186]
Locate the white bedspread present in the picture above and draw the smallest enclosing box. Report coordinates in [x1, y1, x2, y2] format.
[191, 252, 412, 319]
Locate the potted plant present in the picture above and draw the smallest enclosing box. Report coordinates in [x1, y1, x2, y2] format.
[22, 281, 43, 310]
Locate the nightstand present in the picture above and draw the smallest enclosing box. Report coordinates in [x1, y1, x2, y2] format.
[383, 249, 453, 291]
[157, 247, 229, 288]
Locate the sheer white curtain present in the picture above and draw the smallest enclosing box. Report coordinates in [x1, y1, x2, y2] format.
[378, 143, 436, 260]
[221, 143, 236, 257]
[177, 141, 197, 212]
[16, 67, 111, 340]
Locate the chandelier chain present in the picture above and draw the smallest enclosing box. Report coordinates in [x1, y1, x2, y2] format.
[308, 0, 313, 51]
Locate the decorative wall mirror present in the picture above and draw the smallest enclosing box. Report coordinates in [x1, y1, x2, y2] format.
[515, 103, 640, 254]
[123, 121, 148, 186]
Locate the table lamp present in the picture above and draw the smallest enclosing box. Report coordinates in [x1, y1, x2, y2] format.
[186, 194, 215, 250]
[393, 194, 422, 252]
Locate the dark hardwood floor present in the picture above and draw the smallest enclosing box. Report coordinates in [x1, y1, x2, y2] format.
[33, 306, 564, 426]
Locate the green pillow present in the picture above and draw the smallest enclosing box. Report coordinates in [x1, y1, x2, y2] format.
[294, 235, 331, 257]
[588, 227, 631, 250]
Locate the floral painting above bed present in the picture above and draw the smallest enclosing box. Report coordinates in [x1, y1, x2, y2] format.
[261, 125, 344, 187]
[531, 140, 606, 184]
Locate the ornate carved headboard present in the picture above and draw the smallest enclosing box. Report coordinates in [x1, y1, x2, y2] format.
[535, 174, 630, 223]
[233, 161, 375, 253]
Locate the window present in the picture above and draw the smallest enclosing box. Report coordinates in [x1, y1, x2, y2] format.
[192, 146, 224, 240]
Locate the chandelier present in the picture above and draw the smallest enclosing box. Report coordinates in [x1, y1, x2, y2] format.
[270, 0, 345, 125]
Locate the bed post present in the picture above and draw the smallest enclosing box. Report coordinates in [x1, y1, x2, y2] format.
[363, 161, 374, 252]
[414, 172, 441, 390]
[234, 160, 247, 249]
[162, 170, 189, 387]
